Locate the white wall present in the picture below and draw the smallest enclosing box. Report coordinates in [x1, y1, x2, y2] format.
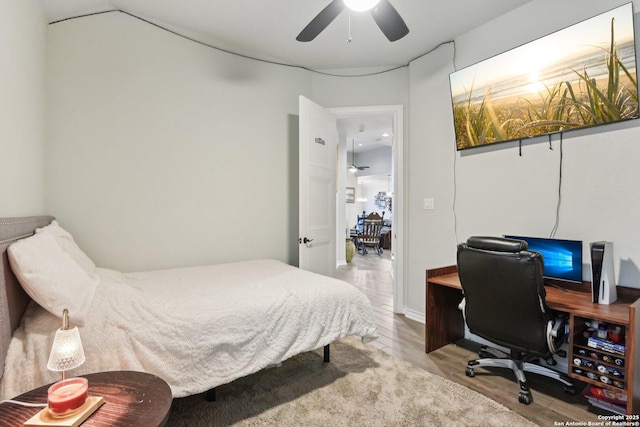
[311, 69, 409, 109]
[43, 12, 409, 273]
[358, 175, 391, 218]
[406, 0, 640, 317]
[45, 12, 311, 271]
[354, 146, 392, 177]
[43, 11, 410, 277]
[0, 0, 46, 216]
[39, 0, 640, 322]
[406, 43, 458, 320]
[344, 159, 359, 232]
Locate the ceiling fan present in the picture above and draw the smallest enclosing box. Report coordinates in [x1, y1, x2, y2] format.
[296, 0, 409, 42]
[349, 139, 369, 173]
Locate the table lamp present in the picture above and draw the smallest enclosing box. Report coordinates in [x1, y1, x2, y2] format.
[44, 309, 89, 419]
[23, 309, 104, 425]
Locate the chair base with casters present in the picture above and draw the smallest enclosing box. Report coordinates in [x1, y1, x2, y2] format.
[465, 346, 575, 404]
[457, 237, 579, 405]
[463, 310, 576, 404]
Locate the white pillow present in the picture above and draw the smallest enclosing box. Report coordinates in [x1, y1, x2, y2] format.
[8, 232, 97, 325]
[36, 220, 96, 272]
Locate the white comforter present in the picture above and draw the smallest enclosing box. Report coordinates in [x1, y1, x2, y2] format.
[0, 259, 378, 399]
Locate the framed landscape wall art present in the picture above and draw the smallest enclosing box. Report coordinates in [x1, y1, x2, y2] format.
[449, 3, 638, 151]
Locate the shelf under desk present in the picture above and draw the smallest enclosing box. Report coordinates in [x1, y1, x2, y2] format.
[425, 265, 640, 414]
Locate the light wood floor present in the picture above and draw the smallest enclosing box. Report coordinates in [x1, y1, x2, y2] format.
[336, 250, 604, 426]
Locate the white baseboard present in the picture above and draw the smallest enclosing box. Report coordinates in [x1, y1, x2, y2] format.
[404, 308, 425, 324]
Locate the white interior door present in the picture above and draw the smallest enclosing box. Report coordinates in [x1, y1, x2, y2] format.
[299, 96, 337, 276]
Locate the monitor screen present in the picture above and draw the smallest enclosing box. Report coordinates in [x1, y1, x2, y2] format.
[504, 235, 583, 283]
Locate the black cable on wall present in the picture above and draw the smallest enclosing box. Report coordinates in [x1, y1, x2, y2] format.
[48, 9, 453, 78]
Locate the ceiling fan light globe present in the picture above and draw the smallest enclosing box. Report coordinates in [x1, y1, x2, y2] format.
[343, 0, 380, 12]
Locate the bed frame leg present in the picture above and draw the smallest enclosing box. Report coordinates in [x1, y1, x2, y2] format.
[324, 344, 330, 363]
[205, 388, 216, 402]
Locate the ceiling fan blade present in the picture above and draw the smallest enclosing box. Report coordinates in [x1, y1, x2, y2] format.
[297, 0, 346, 42]
[371, 0, 409, 42]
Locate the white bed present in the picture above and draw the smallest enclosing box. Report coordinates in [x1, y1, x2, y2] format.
[0, 216, 378, 400]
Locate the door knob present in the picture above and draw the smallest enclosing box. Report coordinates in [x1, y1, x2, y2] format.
[303, 237, 313, 244]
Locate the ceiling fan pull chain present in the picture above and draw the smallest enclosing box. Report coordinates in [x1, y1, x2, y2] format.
[347, 11, 352, 43]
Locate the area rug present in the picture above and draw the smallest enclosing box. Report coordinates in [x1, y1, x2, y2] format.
[167, 337, 535, 426]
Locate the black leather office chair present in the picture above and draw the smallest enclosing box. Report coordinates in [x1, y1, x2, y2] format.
[457, 236, 575, 404]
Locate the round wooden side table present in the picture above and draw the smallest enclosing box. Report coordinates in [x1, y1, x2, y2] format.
[0, 371, 172, 427]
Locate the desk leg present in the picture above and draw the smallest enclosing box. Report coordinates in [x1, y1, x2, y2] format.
[425, 282, 465, 353]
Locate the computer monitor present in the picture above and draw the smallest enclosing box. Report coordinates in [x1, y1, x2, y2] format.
[504, 235, 583, 283]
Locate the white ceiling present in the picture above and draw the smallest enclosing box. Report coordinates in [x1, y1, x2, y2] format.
[338, 115, 393, 154]
[36, 0, 533, 72]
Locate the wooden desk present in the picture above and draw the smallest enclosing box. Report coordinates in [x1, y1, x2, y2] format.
[0, 371, 172, 427]
[426, 265, 640, 414]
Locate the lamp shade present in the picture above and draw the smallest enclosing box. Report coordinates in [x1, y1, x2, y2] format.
[47, 326, 85, 372]
[47, 308, 85, 379]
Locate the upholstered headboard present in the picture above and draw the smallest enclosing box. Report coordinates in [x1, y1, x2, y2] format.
[0, 216, 54, 377]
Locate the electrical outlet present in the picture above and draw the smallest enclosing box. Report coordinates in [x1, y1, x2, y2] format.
[424, 198, 434, 210]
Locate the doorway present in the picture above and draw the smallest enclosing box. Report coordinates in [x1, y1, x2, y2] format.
[330, 105, 404, 314]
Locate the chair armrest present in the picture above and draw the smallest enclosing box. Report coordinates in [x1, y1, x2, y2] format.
[458, 298, 467, 324]
[546, 315, 568, 354]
